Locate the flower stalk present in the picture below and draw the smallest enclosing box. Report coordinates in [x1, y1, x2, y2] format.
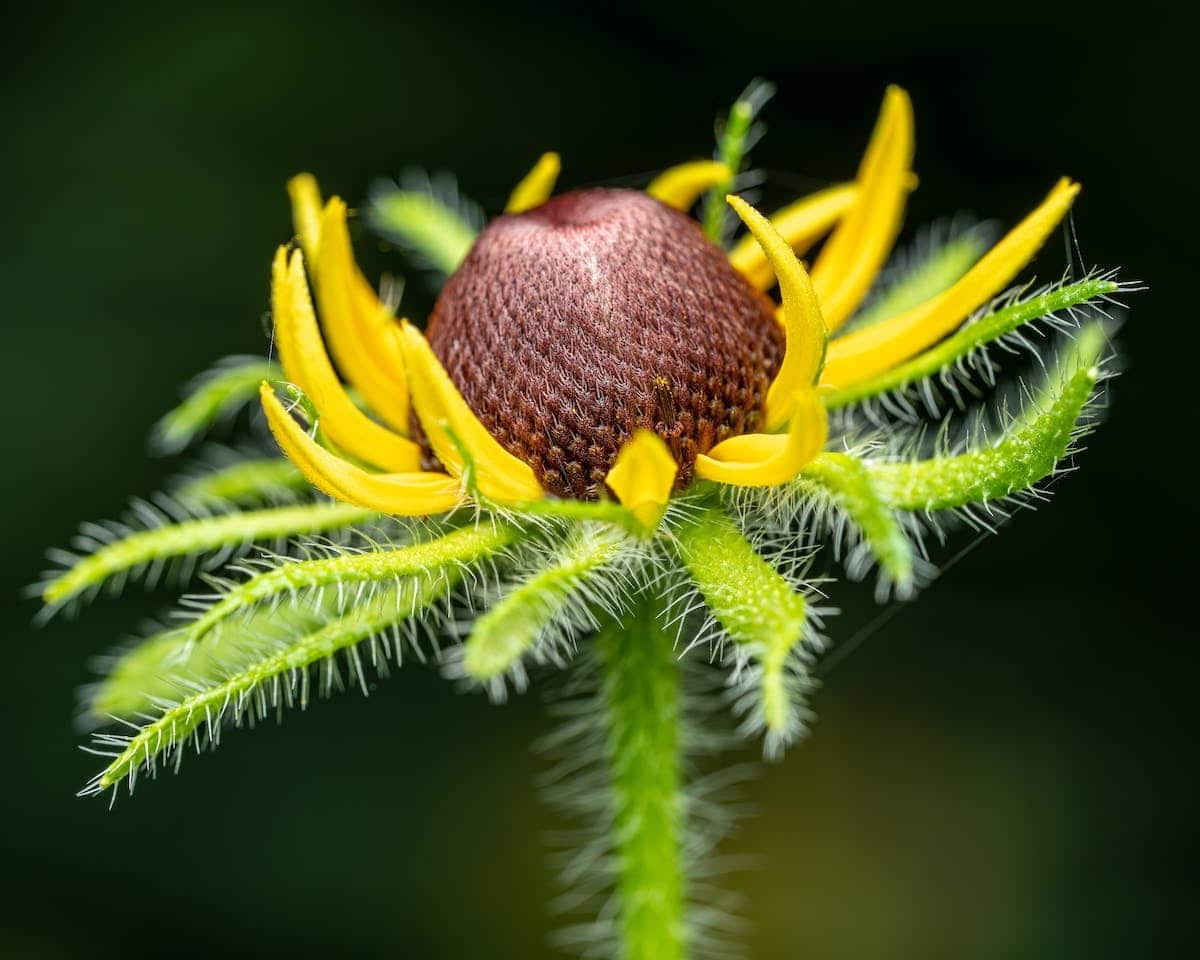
[598, 593, 687, 960]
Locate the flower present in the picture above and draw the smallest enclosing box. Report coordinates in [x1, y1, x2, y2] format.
[43, 81, 1123, 960]
[261, 86, 1083, 540]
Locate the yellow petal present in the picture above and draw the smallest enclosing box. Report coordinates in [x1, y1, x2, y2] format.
[604, 430, 678, 530]
[398, 323, 544, 503]
[811, 86, 915, 331]
[646, 160, 731, 211]
[288, 173, 323, 261]
[271, 248, 422, 473]
[260, 383, 461, 516]
[726, 195, 827, 431]
[729, 183, 857, 290]
[695, 391, 827, 487]
[821, 178, 1081, 389]
[505, 152, 561, 214]
[310, 198, 412, 434]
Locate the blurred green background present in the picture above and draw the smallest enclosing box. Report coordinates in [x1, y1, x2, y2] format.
[3, 1, 1193, 956]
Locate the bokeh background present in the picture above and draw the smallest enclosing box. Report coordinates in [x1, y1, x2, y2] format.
[4, 2, 1194, 957]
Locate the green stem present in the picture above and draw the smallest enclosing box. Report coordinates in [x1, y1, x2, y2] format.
[597, 593, 687, 960]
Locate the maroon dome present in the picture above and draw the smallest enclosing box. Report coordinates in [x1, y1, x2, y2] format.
[425, 187, 785, 499]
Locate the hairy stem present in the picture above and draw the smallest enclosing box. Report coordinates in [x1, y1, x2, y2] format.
[597, 594, 686, 960]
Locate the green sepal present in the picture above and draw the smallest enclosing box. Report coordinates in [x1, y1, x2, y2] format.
[674, 508, 811, 755]
[799, 452, 916, 594]
[463, 526, 628, 684]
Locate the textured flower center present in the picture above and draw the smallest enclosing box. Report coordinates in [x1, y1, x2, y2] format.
[426, 187, 785, 499]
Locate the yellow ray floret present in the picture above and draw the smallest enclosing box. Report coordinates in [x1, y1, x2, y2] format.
[271, 248, 421, 473]
[646, 160, 731, 211]
[288, 173, 323, 261]
[605, 430, 679, 530]
[726, 195, 827, 432]
[288, 175, 411, 433]
[260, 383, 461, 516]
[694, 391, 828, 487]
[398, 323, 545, 504]
[728, 183, 857, 290]
[305, 195, 412, 434]
[811, 86, 915, 331]
[821, 178, 1081, 389]
[505, 152, 561, 214]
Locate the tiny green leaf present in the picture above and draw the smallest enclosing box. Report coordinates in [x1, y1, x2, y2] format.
[702, 79, 774, 243]
[368, 184, 479, 275]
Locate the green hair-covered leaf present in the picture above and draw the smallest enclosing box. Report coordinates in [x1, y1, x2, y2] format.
[674, 508, 811, 756]
[463, 526, 628, 685]
[88, 601, 332, 721]
[184, 522, 516, 645]
[83, 575, 450, 798]
[174, 457, 309, 507]
[799, 452, 915, 594]
[842, 225, 992, 333]
[150, 357, 279, 454]
[867, 323, 1109, 511]
[41, 502, 376, 611]
[825, 277, 1117, 410]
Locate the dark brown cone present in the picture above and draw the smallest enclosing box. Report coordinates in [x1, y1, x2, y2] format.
[425, 187, 784, 499]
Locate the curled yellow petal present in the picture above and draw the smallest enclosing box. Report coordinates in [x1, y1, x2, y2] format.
[726, 195, 827, 431]
[399, 323, 544, 503]
[311, 198, 412, 434]
[811, 86, 915, 331]
[646, 160, 731, 211]
[695, 391, 827, 487]
[729, 183, 857, 289]
[604, 430, 679, 530]
[288, 173, 323, 261]
[505, 152, 561, 213]
[271, 247, 421, 473]
[821, 178, 1081, 389]
[260, 383, 461, 516]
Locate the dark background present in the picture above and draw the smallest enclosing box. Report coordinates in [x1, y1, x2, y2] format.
[3, 2, 1194, 957]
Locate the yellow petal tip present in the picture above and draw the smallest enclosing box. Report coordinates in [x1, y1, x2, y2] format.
[287, 173, 323, 259]
[645, 160, 730, 210]
[605, 430, 678, 531]
[505, 152, 562, 213]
